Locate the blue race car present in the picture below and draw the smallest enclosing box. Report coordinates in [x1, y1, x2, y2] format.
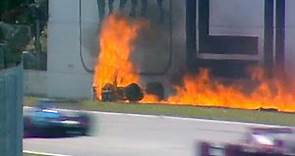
[24, 99, 91, 138]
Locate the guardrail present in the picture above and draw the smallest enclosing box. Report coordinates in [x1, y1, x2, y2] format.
[0, 64, 23, 156]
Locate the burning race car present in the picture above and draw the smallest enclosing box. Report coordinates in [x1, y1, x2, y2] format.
[199, 127, 295, 156]
[24, 99, 91, 138]
[100, 83, 144, 102]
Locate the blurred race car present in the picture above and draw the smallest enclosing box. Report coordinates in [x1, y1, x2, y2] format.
[199, 127, 295, 156]
[24, 99, 91, 137]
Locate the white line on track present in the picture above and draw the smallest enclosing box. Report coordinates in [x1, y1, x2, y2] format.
[91, 111, 289, 128]
[23, 150, 72, 156]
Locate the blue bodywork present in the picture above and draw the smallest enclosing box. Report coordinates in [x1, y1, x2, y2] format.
[30, 100, 62, 127]
[24, 99, 90, 137]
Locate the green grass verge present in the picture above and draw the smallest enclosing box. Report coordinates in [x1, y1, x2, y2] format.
[24, 96, 295, 126]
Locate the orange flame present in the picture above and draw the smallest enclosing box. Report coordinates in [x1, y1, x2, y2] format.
[93, 14, 295, 112]
[167, 68, 295, 112]
[93, 14, 145, 99]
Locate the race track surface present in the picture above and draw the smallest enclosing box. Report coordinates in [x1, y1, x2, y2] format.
[23, 110, 275, 156]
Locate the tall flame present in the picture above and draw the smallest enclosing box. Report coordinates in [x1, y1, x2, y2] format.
[93, 14, 144, 99]
[93, 14, 295, 112]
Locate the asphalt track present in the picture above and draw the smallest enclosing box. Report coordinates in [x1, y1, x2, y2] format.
[23, 110, 280, 156]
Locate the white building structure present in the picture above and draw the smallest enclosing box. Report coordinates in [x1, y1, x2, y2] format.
[25, 0, 295, 99]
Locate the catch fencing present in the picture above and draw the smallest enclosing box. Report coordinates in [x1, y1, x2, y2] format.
[0, 64, 23, 156]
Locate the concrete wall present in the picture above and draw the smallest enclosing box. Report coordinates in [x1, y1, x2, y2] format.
[0, 65, 23, 156]
[285, 0, 295, 78]
[48, 0, 92, 99]
[24, 70, 47, 96]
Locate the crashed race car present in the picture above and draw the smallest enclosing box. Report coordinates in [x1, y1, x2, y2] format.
[100, 83, 144, 102]
[199, 127, 295, 156]
[94, 81, 164, 102]
[24, 99, 91, 138]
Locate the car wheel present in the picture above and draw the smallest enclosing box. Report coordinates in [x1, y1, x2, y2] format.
[79, 114, 90, 135]
[225, 144, 242, 156]
[23, 116, 33, 137]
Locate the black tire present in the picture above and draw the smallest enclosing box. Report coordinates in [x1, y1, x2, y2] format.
[225, 144, 242, 156]
[79, 114, 91, 135]
[23, 116, 33, 137]
[125, 83, 144, 102]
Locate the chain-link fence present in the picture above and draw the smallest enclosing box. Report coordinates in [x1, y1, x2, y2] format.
[0, 64, 23, 156]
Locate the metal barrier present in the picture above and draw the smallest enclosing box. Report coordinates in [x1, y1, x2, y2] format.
[0, 64, 23, 156]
